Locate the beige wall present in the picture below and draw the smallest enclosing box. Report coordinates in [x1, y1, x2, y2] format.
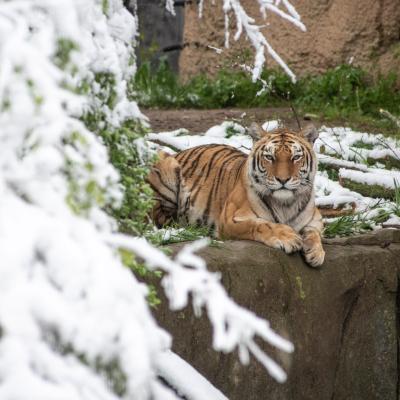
[180, 0, 400, 79]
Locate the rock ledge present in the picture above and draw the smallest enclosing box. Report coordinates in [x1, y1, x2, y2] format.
[155, 229, 400, 400]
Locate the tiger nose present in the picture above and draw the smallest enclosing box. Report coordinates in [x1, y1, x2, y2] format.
[276, 177, 289, 185]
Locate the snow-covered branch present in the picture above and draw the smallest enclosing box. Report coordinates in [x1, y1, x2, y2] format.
[224, 0, 305, 82]
[165, 0, 176, 16]
[0, 0, 164, 397]
[106, 235, 294, 382]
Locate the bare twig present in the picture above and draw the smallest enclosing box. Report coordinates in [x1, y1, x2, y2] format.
[290, 103, 301, 130]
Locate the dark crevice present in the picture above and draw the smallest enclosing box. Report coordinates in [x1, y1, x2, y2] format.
[221, 264, 233, 297]
[341, 291, 361, 347]
[330, 285, 362, 400]
[279, 258, 296, 400]
[163, 44, 184, 53]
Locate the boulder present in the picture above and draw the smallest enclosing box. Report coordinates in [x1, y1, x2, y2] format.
[154, 229, 400, 400]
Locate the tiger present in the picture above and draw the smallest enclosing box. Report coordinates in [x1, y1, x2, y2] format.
[147, 123, 325, 267]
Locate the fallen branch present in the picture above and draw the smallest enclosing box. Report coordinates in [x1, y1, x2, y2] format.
[318, 155, 369, 173]
[318, 203, 356, 218]
[379, 109, 400, 129]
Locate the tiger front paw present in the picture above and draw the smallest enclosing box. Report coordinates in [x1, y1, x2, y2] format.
[303, 243, 325, 267]
[265, 224, 303, 254]
[302, 229, 325, 267]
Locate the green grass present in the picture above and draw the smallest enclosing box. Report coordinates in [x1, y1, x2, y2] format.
[323, 207, 391, 238]
[146, 224, 214, 246]
[81, 72, 155, 236]
[318, 164, 339, 181]
[132, 62, 400, 131]
[323, 213, 375, 238]
[340, 179, 395, 200]
[352, 140, 374, 150]
[366, 155, 400, 170]
[390, 180, 400, 217]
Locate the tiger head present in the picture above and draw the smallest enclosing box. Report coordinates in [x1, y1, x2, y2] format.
[247, 123, 319, 203]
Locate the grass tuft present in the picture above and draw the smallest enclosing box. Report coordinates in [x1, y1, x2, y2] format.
[323, 208, 390, 238]
[146, 224, 212, 246]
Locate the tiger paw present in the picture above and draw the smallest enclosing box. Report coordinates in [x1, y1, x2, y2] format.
[302, 228, 325, 267]
[268, 225, 303, 254]
[302, 240, 325, 267]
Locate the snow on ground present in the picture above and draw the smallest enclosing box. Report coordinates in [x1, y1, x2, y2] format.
[146, 121, 400, 229]
[314, 173, 371, 209]
[146, 121, 253, 154]
[262, 120, 280, 132]
[317, 154, 370, 172]
[315, 126, 400, 164]
[384, 214, 400, 227]
[339, 168, 400, 190]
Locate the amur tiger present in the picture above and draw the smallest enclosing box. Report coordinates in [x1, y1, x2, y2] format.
[148, 123, 325, 267]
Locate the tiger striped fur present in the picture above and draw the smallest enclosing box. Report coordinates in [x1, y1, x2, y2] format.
[148, 124, 325, 267]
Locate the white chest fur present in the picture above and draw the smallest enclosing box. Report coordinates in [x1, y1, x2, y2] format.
[248, 186, 314, 232]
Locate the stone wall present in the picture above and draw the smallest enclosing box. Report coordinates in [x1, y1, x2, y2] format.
[135, 0, 185, 73]
[154, 229, 400, 400]
[179, 0, 400, 79]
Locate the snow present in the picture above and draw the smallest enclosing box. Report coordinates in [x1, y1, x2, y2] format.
[0, 0, 172, 398]
[205, 121, 246, 137]
[315, 126, 400, 163]
[0, 194, 170, 400]
[156, 351, 228, 400]
[339, 169, 400, 189]
[146, 122, 248, 150]
[148, 227, 190, 243]
[383, 215, 400, 227]
[146, 132, 253, 153]
[262, 119, 280, 131]
[314, 173, 376, 210]
[318, 154, 370, 172]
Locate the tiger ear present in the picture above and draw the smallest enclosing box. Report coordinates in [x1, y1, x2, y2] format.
[157, 150, 171, 161]
[301, 124, 319, 144]
[247, 122, 266, 141]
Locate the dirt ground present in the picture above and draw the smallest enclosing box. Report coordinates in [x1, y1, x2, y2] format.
[144, 107, 395, 136]
[144, 107, 306, 133]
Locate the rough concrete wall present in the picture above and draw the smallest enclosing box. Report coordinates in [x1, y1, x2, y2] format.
[155, 229, 400, 400]
[136, 0, 184, 73]
[180, 0, 400, 79]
